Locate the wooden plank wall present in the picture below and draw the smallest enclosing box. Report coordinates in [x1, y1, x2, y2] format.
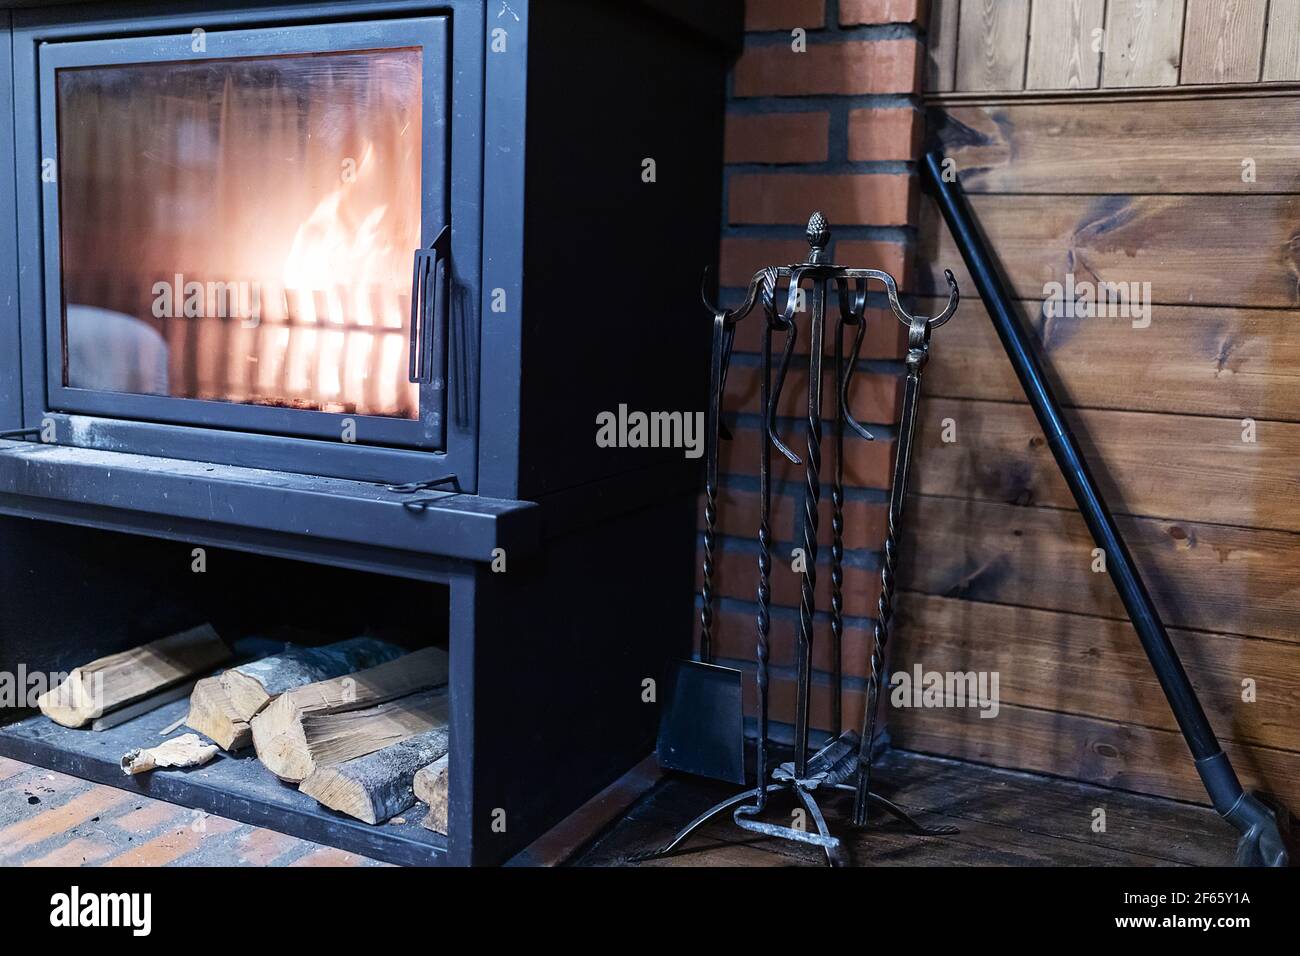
[928, 0, 1300, 92]
[902, 0, 1300, 810]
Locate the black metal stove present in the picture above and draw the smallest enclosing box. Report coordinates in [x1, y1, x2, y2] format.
[0, 0, 741, 866]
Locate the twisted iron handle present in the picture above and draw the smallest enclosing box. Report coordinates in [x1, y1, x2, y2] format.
[853, 315, 933, 827]
[698, 307, 734, 664]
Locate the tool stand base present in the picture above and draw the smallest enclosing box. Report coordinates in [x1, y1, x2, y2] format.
[624, 779, 955, 868]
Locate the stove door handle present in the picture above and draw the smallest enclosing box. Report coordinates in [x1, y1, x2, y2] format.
[408, 225, 452, 384]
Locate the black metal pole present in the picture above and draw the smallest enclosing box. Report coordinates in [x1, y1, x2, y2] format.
[921, 151, 1287, 867]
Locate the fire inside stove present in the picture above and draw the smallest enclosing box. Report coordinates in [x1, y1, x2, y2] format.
[55, 48, 424, 419]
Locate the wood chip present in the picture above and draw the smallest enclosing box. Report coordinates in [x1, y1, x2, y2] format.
[121, 733, 218, 775]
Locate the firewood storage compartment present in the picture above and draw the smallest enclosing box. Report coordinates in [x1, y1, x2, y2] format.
[0, 0, 740, 865]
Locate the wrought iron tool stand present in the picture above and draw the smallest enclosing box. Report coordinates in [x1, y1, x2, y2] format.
[635, 214, 960, 866]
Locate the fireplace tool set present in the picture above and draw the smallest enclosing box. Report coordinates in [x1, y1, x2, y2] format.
[647, 160, 1292, 869]
[638, 213, 960, 866]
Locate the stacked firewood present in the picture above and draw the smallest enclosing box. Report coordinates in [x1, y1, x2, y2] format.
[37, 628, 451, 832]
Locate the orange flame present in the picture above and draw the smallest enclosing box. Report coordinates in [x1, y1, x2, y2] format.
[277, 136, 420, 418]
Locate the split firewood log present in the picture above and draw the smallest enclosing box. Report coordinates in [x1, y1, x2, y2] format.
[38, 624, 230, 729]
[300, 723, 450, 825]
[219, 637, 403, 722]
[251, 647, 449, 782]
[413, 754, 450, 834]
[259, 687, 447, 782]
[91, 681, 197, 732]
[186, 675, 254, 751]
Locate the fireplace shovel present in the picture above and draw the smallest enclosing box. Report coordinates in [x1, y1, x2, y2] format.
[655, 298, 746, 785]
[655, 266, 808, 786]
[657, 660, 745, 785]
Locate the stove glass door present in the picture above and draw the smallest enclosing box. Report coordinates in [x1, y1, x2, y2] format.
[39, 19, 449, 449]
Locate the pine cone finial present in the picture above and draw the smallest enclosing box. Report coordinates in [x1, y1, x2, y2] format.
[806, 211, 830, 261]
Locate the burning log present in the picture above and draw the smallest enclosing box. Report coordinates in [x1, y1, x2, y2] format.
[414, 754, 450, 835]
[219, 637, 403, 723]
[38, 624, 230, 729]
[300, 724, 450, 825]
[251, 647, 449, 782]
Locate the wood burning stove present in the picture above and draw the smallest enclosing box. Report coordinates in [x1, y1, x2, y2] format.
[0, 0, 741, 865]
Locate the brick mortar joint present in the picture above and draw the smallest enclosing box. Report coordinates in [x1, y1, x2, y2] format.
[741, 26, 925, 45]
[725, 94, 922, 112]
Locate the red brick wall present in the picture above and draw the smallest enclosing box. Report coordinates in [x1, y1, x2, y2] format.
[696, 0, 928, 741]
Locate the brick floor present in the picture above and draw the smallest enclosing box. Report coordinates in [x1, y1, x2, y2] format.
[0, 758, 389, 867]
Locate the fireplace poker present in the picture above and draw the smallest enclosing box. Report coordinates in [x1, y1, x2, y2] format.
[851, 266, 956, 826]
[921, 150, 1289, 867]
